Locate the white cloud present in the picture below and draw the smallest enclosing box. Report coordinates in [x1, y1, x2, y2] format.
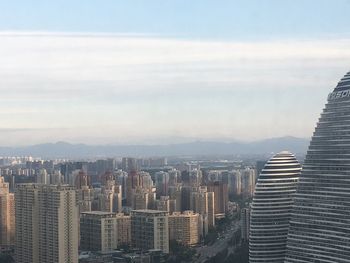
[0, 32, 348, 145]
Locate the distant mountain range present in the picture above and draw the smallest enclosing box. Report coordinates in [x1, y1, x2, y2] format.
[0, 136, 310, 158]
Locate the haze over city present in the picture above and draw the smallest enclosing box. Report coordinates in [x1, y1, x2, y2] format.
[1, 0, 350, 146]
[2, 2, 350, 263]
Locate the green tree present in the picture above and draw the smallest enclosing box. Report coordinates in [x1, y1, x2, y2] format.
[169, 240, 196, 262]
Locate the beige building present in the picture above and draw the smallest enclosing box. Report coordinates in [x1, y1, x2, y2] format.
[98, 179, 122, 213]
[115, 213, 131, 247]
[241, 168, 256, 198]
[132, 187, 149, 210]
[169, 211, 199, 246]
[126, 171, 141, 206]
[80, 212, 131, 252]
[156, 196, 177, 214]
[15, 184, 79, 263]
[190, 186, 215, 228]
[156, 195, 170, 211]
[131, 210, 169, 253]
[0, 176, 15, 250]
[75, 170, 93, 213]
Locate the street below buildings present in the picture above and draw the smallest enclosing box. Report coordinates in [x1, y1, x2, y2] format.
[193, 220, 240, 262]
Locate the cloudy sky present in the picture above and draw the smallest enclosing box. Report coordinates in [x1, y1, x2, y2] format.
[0, 0, 350, 146]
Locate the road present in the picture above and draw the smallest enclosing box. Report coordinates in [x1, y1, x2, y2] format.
[193, 220, 240, 262]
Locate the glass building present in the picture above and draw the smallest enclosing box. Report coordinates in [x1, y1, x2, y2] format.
[285, 71, 350, 262]
[249, 151, 301, 263]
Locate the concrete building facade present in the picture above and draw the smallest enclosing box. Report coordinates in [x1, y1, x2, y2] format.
[0, 176, 15, 250]
[168, 211, 200, 246]
[15, 184, 79, 263]
[131, 210, 169, 253]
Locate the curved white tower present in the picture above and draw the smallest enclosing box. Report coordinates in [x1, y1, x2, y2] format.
[249, 151, 301, 263]
[285, 71, 350, 262]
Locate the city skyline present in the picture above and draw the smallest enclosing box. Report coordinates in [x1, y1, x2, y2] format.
[3, 2, 350, 263]
[1, 1, 350, 146]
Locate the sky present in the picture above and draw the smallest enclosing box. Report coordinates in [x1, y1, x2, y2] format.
[0, 0, 350, 146]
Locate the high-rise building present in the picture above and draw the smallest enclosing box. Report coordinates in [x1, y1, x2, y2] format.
[228, 170, 242, 196]
[115, 213, 131, 247]
[149, 157, 167, 167]
[189, 169, 202, 186]
[181, 185, 192, 211]
[155, 171, 170, 197]
[121, 157, 139, 172]
[169, 199, 177, 214]
[51, 170, 63, 185]
[36, 168, 49, 184]
[240, 207, 250, 242]
[208, 181, 228, 215]
[132, 187, 149, 210]
[126, 171, 141, 206]
[168, 211, 200, 246]
[156, 195, 172, 213]
[285, 71, 350, 262]
[80, 212, 118, 252]
[96, 159, 116, 178]
[147, 186, 157, 210]
[169, 184, 182, 212]
[115, 170, 128, 199]
[207, 170, 222, 182]
[75, 170, 93, 213]
[168, 169, 181, 186]
[98, 177, 122, 213]
[249, 152, 301, 263]
[0, 176, 15, 250]
[139, 171, 153, 189]
[190, 186, 215, 232]
[207, 192, 215, 227]
[131, 210, 169, 253]
[15, 184, 79, 263]
[241, 167, 256, 198]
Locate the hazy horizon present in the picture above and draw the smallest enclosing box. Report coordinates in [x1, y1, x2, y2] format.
[0, 1, 349, 146]
[0, 135, 310, 148]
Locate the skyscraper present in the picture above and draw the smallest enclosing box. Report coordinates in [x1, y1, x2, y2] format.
[15, 184, 79, 263]
[249, 151, 301, 263]
[285, 71, 350, 262]
[0, 176, 15, 250]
